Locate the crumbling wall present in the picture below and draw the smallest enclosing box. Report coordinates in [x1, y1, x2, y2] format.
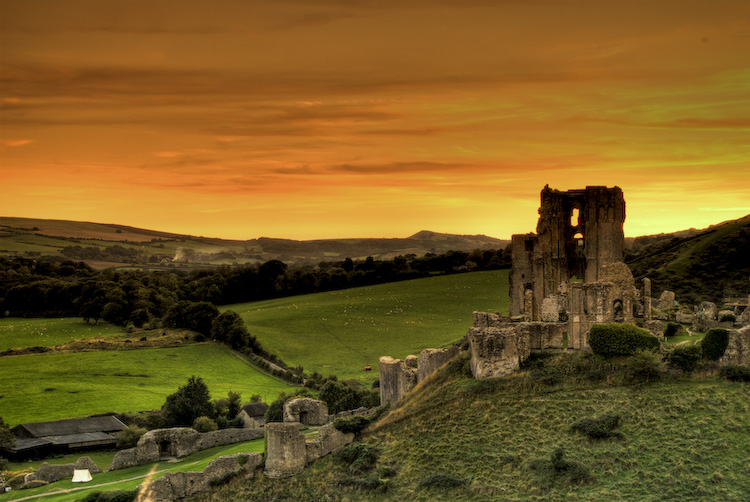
[110, 427, 263, 471]
[567, 282, 612, 349]
[283, 398, 329, 426]
[467, 326, 530, 380]
[305, 423, 355, 463]
[144, 452, 263, 502]
[510, 185, 626, 318]
[719, 326, 750, 366]
[264, 423, 308, 478]
[379, 347, 460, 405]
[22, 457, 101, 488]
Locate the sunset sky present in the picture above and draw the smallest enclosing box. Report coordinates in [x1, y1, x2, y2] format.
[1, 0, 748, 240]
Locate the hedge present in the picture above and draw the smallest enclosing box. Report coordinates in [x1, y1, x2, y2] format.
[588, 323, 660, 358]
[701, 328, 730, 360]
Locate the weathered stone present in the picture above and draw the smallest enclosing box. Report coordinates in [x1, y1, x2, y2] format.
[20, 480, 48, 489]
[467, 326, 530, 380]
[417, 347, 459, 382]
[378, 356, 417, 405]
[693, 316, 720, 333]
[305, 423, 355, 463]
[719, 326, 750, 366]
[518, 322, 566, 350]
[567, 282, 612, 349]
[283, 398, 328, 426]
[524, 289, 536, 321]
[404, 355, 418, 368]
[675, 311, 695, 324]
[643, 320, 665, 340]
[472, 311, 510, 328]
[658, 290, 676, 310]
[541, 296, 561, 322]
[697, 301, 718, 320]
[22, 456, 102, 487]
[264, 423, 307, 478]
[510, 185, 626, 318]
[600, 261, 638, 322]
[643, 278, 652, 320]
[738, 308, 750, 327]
[718, 310, 735, 322]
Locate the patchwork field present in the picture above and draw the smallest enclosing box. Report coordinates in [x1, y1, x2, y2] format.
[0, 318, 125, 351]
[226, 269, 509, 383]
[0, 344, 294, 426]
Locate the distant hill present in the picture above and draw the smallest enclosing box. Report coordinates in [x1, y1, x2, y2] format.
[625, 215, 750, 304]
[0, 217, 510, 269]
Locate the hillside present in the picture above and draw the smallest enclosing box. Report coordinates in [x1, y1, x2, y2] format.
[0, 217, 509, 269]
[625, 215, 750, 304]
[190, 352, 750, 502]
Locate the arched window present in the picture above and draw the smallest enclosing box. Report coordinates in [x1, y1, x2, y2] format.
[570, 208, 580, 227]
[573, 232, 584, 247]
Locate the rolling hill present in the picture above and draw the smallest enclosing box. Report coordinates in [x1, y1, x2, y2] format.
[0, 217, 509, 269]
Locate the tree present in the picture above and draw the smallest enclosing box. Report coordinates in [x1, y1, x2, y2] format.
[163, 376, 214, 426]
[0, 415, 15, 448]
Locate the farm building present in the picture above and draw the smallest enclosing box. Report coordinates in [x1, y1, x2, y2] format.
[236, 402, 269, 429]
[3, 415, 126, 461]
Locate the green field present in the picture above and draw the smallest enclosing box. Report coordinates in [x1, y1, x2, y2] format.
[0, 344, 295, 426]
[226, 270, 509, 382]
[0, 318, 126, 351]
[0, 437, 266, 502]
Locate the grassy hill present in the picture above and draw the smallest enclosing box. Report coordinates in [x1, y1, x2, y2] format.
[626, 215, 750, 304]
[0, 343, 294, 426]
[191, 352, 750, 502]
[0, 217, 509, 269]
[225, 270, 509, 383]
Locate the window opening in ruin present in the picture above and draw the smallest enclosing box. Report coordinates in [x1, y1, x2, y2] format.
[298, 411, 309, 425]
[573, 232, 584, 246]
[525, 240, 534, 251]
[570, 208, 580, 227]
[613, 299, 624, 322]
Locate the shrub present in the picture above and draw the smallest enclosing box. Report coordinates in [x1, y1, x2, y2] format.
[116, 425, 147, 448]
[626, 349, 665, 382]
[570, 413, 623, 440]
[720, 313, 736, 322]
[418, 473, 465, 489]
[668, 344, 702, 373]
[192, 416, 218, 433]
[338, 475, 386, 492]
[333, 415, 370, 434]
[527, 447, 593, 487]
[588, 323, 660, 358]
[338, 443, 378, 474]
[719, 365, 750, 382]
[702, 328, 730, 360]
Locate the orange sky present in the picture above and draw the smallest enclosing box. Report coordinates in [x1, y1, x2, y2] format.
[1, 0, 749, 240]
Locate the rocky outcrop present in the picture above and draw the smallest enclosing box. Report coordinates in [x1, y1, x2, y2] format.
[22, 457, 101, 488]
[657, 290, 676, 310]
[144, 452, 262, 502]
[283, 398, 328, 426]
[719, 326, 750, 366]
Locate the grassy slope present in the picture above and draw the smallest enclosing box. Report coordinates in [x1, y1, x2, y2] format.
[0, 344, 294, 426]
[0, 438, 266, 502]
[225, 270, 509, 383]
[0, 318, 125, 351]
[197, 354, 750, 502]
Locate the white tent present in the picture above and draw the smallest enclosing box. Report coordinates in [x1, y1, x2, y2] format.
[71, 469, 92, 483]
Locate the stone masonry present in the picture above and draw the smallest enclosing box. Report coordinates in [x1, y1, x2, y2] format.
[22, 457, 101, 488]
[283, 398, 329, 426]
[263, 423, 309, 478]
[379, 346, 459, 405]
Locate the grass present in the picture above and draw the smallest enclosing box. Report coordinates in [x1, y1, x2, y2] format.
[0, 344, 296, 426]
[0, 318, 125, 351]
[6, 450, 120, 472]
[194, 353, 750, 502]
[225, 270, 509, 383]
[0, 437, 266, 502]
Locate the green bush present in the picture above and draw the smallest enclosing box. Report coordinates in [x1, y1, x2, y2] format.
[588, 323, 660, 358]
[338, 475, 387, 492]
[626, 349, 665, 382]
[570, 413, 623, 440]
[116, 425, 147, 448]
[668, 345, 702, 373]
[338, 443, 378, 474]
[527, 447, 593, 487]
[719, 365, 750, 382]
[192, 416, 218, 432]
[720, 313, 736, 322]
[701, 328, 730, 361]
[418, 473, 465, 489]
[333, 415, 370, 434]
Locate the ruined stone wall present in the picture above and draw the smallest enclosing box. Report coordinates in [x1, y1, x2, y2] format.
[510, 185, 625, 320]
[110, 427, 263, 471]
[467, 326, 530, 379]
[567, 282, 612, 349]
[379, 347, 460, 405]
[22, 457, 101, 488]
[284, 398, 329, 426]
[263, 423, 309, 478]
[144, 452, 263, 502]
[719, 326, 750, 366]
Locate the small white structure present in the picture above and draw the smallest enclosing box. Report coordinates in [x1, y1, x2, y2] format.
[71, 469, 92, 483]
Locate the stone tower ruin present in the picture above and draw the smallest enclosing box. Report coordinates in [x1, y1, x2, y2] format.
[509, 185, 626, 320]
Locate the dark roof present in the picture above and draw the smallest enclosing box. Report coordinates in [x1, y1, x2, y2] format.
[44, 432, 117, 446]
[13, 416, 127, 438]
[3, 437, 53, 452]
[240, 402, 269, 418]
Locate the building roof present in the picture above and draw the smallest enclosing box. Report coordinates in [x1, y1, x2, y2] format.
[44, 432, 117, 446]
[13, 416, 127, 438]
[3, 437, 53, 453]
[240, 402, 269, 418]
